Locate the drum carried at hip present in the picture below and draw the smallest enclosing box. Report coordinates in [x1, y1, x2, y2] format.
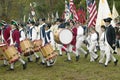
[2, 45, 20, 64]
[40, 43, 58, 61]
[0, 43, 6, 60]
[54, 28, 73, 45]
[33, 39, 42, 52]
[20, 39, 34, 56]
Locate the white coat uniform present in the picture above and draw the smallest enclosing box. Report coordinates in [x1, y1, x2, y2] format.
[99, 32, 105, 63]
[19, 28, 26, 41]
[45, 29, 55, 50]
[28, 25, 39, 61]
[89, 32, 98, 62]
[75, 26, 87, 57]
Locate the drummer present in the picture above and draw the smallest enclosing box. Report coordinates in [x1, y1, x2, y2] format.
[26, 20, 40, 62]
[56, 18, 66, 56]
[62, 20, 77, 61]
[75, 22, 88, 61]
[0, 20, 11, 67]
[39, 18, 53, 67]
[19, 23, 26, 41]
[45, 23, 55, 50]
[7, 20, 27, 71]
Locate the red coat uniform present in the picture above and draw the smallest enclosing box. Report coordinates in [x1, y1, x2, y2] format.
[12, 29, 21, 53]
[71, 27, 77, 46]
[0, 25, 11, 44]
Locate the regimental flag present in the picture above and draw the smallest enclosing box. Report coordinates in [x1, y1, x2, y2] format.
[86, 0, 97, 27]
[64, 0, 71, 22]
[69, 0, 79, 21]
[77, 6, 86, 24]
[55, 11, 59, 20]
[51, 13, 55, 23]
[112, 1, 119, 20]
[95, 0, 112, 34]
[111, 1, 119, 27]
[30, 3, 35, 16]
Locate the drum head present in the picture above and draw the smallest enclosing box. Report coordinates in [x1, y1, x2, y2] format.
[59, 29, 73, 44]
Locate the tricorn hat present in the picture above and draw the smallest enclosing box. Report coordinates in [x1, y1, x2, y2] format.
[11, 20, 19, 27]
[0, 20, 6, 26]
[103, 17, 112, 22]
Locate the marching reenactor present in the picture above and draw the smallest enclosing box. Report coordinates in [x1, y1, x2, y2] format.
[7, 20, 27, 71]
[88, 27, 99, 62]
[0, 20, 11, 67]
[39, 18, 53, 66]
[27, 20, 40, 62]
[99, 25, 106, 64]
[103, 17, 118, 67]
[75, 22, 88, 61]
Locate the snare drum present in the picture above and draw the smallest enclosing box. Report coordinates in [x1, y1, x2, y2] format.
[0, 43, 6, 60]
[54, 29, 73, 44]
[33, 39, 42, 52]
[40, 43, 58, 61]
[20, 39, 34, 56]
[3, 45, 20, 63]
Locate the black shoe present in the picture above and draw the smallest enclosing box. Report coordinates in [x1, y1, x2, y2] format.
[23, 62, 27, 70]
[85, 53, 88, 58]
[95, 56, 99, 61]
[113, 52, 117, 54]
[99, 62, 103, 64]
[50, 61, 54, 64]
[104, 65, 107, 67]
[95, 52, 97, 54]
[46, 65, 52, 67]
[0, 64, 8, 67]
[7, 68, 14, 71]
[27, 58, 33, 62]
[35, 57, 40, 62]
[64, 59, 71, 62]
[76, 55, 80, 62]
[59, 54, 62, 56]
[108, 60, 111, 63]
[114, 59, 118, 66]
[40, 62, 45, 65]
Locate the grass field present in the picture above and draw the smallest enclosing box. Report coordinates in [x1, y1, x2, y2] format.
[0, 49, 120, 80]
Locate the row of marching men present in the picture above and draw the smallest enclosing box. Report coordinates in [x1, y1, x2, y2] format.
[0, 17, 119, 71]
[0, 19, 58, 71]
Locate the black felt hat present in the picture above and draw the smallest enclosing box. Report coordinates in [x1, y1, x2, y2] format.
[103, 17, 112, 22]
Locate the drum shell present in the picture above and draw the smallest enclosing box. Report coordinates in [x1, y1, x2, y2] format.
[54, 29, 62, 44]
[40, 43, 58, 60]
[20, 39, 34, 56]
[0, 43, 7, 60]
[3, 45, 20, 63]
[33, 39, 42, 52]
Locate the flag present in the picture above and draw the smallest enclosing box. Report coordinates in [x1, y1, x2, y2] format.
[77, 6, 86, 24]
[69, 0, 79, 21]
[51, 13, 55, 23]
[55, 11, 59, 20]
[95, 0, 112, 34]
[30, 3, 35, 16]
[64, 0, 71, 22]
[111, 1, 119, 27]
[112, 1, 119, 20]
[47, 13, 50, 22]
[86, 0, 97, 27]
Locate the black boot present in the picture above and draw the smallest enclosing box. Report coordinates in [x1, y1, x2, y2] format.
[23, 62, 27, 70]
[35, 57, 40, 62]
[76, 55, 80, 62]
[114, 59, 118, 66]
